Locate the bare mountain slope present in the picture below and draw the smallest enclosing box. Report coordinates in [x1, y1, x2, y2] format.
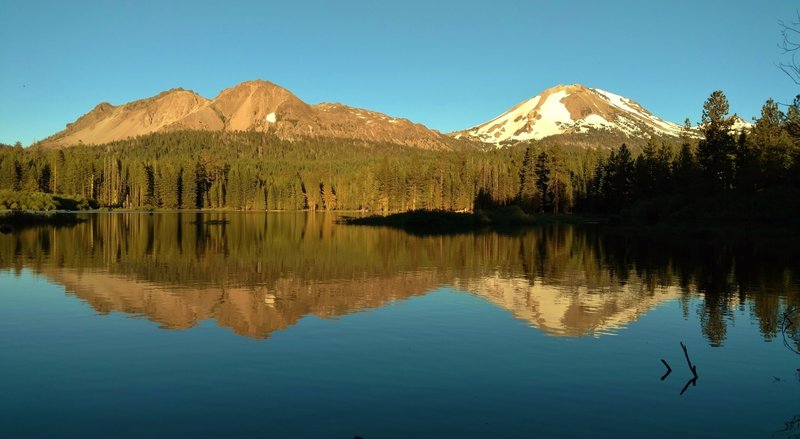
[39, 80, 453, 150]
[46, 89, 211, 147]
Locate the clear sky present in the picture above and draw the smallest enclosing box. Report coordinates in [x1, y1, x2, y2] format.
[0, 0, 797, 145]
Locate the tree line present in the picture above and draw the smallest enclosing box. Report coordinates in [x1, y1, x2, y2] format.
[580, 92, 800, 220]
[0, 131, 602, 213]
[0, 91, 798, 218]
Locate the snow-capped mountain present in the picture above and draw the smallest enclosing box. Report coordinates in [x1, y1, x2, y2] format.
[452, 84, 690, 146]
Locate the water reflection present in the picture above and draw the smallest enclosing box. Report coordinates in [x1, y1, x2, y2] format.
[782, 307, 800, 356]
[1, 212, 798, 346]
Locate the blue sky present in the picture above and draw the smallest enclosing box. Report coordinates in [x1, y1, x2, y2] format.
[0, 0, 797, 145]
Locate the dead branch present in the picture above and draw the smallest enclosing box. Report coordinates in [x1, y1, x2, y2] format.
[778, 10, 800, 85]
[660, 359, 672, 381]
[680, 341, 699, 379]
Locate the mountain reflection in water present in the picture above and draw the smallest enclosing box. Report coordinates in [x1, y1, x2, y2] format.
[1, 212, 798, 347]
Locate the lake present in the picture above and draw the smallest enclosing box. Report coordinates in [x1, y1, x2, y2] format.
[0, 212, 798, 438]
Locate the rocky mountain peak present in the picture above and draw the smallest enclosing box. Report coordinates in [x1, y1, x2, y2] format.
[37, 80, 454, 150]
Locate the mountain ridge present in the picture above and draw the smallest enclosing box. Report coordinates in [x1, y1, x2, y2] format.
[38, 80, 454, 150]
[36, 80, 753, 150]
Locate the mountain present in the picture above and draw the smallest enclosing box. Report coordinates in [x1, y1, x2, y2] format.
[454, 274, 680, 337]
[43, 267, 679, 339]
[44, 267, 439, 340]
[452, 84, 700, 147]
[728, 115, 753, 133]
[38, 81, 754, 151]
[38, 80, 454, 150]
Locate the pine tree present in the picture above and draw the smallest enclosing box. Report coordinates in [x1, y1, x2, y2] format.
[0, 156, 20, 191]
[697, 91, 736, 191]
[786, 96, 800, 186]
[751, 98, 791, 186]
[535, 151, 551, 212]
[518, 147, 538, 212]
[301, 171, 320, 211]
[634, 137, 658, 198]
[180, 166, 196, 209]
[21, 161, 40, 192]
[735, 131, 759, 192]
[253, 184, 267, 210]
[609, 144, 634, 210]
[547, 148, 572, 214]
[321, 181, 337, 210]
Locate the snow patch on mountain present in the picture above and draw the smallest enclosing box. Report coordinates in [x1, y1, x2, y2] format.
[594, 89, 636, 113]
[535, 90, 574, 137]
[575, 114, 614, 133]
[730, 115, 753, 132]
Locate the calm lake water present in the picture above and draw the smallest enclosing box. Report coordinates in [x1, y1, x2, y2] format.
[1, 212, 798, 438]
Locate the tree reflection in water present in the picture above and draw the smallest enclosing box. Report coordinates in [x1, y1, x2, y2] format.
[0, 212, 798, 346]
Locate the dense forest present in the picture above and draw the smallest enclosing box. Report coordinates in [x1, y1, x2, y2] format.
[583, 93, 800, 221]
[1, 91, 799, 221]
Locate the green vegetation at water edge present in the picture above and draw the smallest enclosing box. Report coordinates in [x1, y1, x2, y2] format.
[0, 189, 97, 211]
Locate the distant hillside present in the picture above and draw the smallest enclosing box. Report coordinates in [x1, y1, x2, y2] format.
[37, 80, 457, 150]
